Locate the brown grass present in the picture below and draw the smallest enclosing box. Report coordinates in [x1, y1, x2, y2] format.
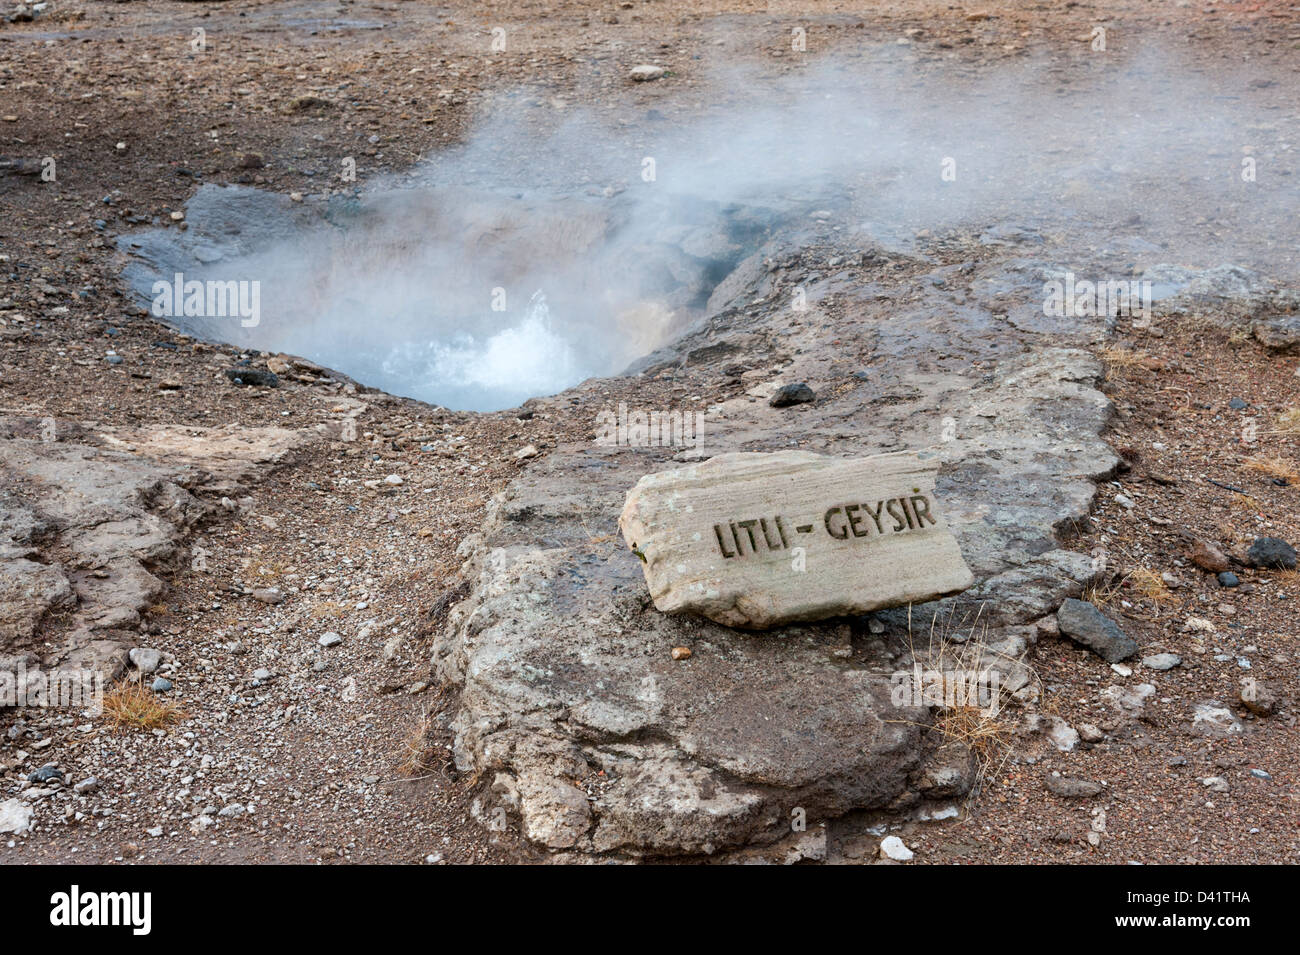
[310, 600, 345, 619]
[900, 604, 1024, 798]
[1098, 346, 1148, 375]
[1245, 455, 1300, 483]
[1277, 408, 1300, 434]
[398, 705, 438, 777]
[1083, 576, 1123, 609]
[1126, 566, 1175, 603]
[1230, 492, 1263, 513]
[245, 559, 288, 581]
[101, 678, 184, 732]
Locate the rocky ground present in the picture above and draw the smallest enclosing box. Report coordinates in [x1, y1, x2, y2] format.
[2, 0, 1299, 864]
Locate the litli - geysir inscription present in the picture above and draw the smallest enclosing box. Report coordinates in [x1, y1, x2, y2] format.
[713, 494, 938, 559]
[620, 450, 973, 630]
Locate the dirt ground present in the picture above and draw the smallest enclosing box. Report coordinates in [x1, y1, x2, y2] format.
[2, 0, 1298, 864]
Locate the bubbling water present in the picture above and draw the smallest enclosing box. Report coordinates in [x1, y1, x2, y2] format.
[378, 291, 581, 411]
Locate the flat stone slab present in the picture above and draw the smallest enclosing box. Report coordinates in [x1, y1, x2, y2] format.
[619, 450, 974, 629]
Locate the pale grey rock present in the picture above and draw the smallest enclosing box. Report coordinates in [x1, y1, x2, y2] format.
[518, 776, 592, 850]
[879, 835, 913, 861]
[0, 420, 309, 678]
[629, 64, 666, 82]
[432, 242, 1121, 858]
[129, 647, 162, 673]
[1191, 701, 1244, 737]
[1142, 653, 1181, 671]
[1045, 716, 1079, 752]
[0, 798, 33, 834]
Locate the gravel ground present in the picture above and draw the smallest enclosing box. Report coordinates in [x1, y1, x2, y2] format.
[2, 0, 1298, 864]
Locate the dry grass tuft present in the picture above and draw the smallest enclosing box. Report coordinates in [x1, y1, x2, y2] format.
[900, 604, 1026, 798]
[1083, 576, 1123, 609]
[1245, 455, 1300, 484]
[1230, 492, 1263, 513]
[398, 704, 439, 777]
[245, 559, 288, 581]
[1126, 566, 1174, 603]
[101, 678, 184, 732]
[310, 600, 345, 619]
[1277, 408, 1300, 434]
[1098, 347, 1147, 375]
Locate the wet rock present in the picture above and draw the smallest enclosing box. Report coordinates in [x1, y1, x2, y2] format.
[1245, 537, 1296, 570]
[27, 765, 62, 784]
[224, 367, 280, 388]
[1044, 774, 1103, 798]
[1056, 598, 1138, 662]
[768, 382, 816, 407]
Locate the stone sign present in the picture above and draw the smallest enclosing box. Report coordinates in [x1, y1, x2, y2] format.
[619, 450, 974, 629]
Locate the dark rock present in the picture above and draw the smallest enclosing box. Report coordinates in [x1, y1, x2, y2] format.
[1245, 537, 1296, 570]
[769, 382, 815, 407]
[27, 765, 62, 784]
[1228, 397, 1247, 410]
[224, 367, 280, 388]
[1056, 598, 1138, 662]
[1217, 571, 1240, 588]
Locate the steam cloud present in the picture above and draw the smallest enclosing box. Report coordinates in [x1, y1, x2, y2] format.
[125, 45, 1298, 410]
